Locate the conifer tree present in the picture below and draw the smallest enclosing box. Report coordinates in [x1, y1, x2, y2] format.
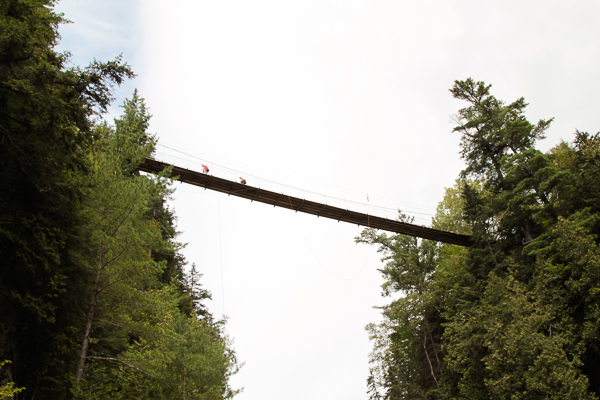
[0, 3, 239, 397]
[0, 1, 133, 395]
[72, 105, 167, 386]
[72, 94, 240, 399]
[361, 79, 600, 399]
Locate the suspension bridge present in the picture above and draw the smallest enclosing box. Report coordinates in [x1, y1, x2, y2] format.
[138, 158, 472, 247]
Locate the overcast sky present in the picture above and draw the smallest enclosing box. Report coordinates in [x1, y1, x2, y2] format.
[55, 1, 600, 398]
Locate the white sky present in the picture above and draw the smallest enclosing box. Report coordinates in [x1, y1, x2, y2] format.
[56, 1, 600, 398]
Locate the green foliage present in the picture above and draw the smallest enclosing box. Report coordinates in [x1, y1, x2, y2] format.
[72, 104, 167, 386]
[123, 287, 238, 399]
[77, 285, 239, 399]
[71, 94, 240, 398]
[357, 214, 447, 399]
[451, 78, 557, 265]
[0, 2, 239, 395]
[0, 0, 134, 396]
[0, 361, 24, 399]
[439, 219, 600, 400]
[361, 79, 600, 399]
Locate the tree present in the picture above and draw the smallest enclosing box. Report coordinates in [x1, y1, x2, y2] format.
[0, 3, 240, 397]
[0, 0, 133, 395]
[70, 93, 240, 399]
[442, 220, 599, 400]
[443, 80, 600, 398]
[72, 117, 168, 386]
[123, 287, 239, 400]
[76, 283, 239, 400]
[361, 79, 600, 399]
[0, 361, 24, 399]
[357, 213, 447, 399]
[450, 78, 555, 265]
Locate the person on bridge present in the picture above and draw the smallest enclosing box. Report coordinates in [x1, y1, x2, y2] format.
[202, 164, 209, 174]
[240, 177, 247, 185]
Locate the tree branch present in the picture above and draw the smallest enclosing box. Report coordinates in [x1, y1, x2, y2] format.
[87, 356, 161, 380]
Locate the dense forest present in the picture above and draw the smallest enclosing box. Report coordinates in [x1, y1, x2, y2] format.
[3, 2, 600, 400]
[359, 79, 600, 399]
[0, 1, 238, 399]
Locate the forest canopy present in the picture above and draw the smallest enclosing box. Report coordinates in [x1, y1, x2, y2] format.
[360, 78, 600, 400]
[0, 1, 238, 398]
[3, 1, 599, 400]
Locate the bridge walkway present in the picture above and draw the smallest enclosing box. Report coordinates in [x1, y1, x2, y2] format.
[138, 158, 472, 247]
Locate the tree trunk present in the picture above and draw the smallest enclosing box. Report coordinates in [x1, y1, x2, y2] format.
[75, 246, 104, 386]
[522, 226, 534, 243]
[182, 366, 186, 400]
[422, 333, 439, 388]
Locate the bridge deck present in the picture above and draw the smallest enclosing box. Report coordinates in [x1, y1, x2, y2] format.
[138, 158, 472, 247]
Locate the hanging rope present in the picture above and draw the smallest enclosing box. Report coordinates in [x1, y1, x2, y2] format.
[217, 195, 226, 317]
